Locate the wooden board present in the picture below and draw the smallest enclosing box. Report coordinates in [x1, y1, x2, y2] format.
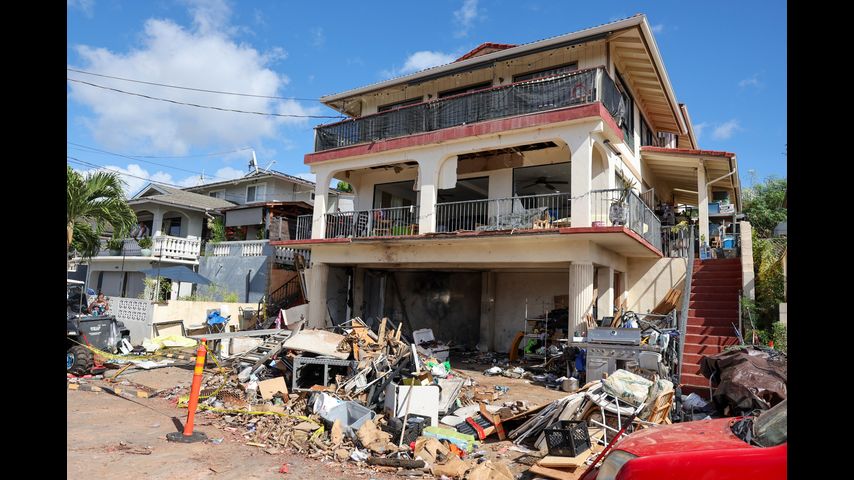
[529, 464, 581, 480]
[538, 453, 589, 468]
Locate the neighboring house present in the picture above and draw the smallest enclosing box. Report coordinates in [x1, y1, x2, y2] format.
[184, 169, 352, 241]
[83, 183, 234, 299]
[275, 14, 746, 395]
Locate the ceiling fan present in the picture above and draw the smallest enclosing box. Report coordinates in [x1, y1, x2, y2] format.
[522, 176, 569, 191]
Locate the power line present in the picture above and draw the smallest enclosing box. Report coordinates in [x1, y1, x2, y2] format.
[68, 143, 230, 180]
[67, 156, 186, 188]
[67, 67, 325, 102]
[67, 78, 346, 119]
[77, 145, 254, 159]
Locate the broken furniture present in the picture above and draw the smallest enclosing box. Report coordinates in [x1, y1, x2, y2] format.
[584, 382, 646, 446]
[291, 355, 359, 392]
[384, 382, 440, 427]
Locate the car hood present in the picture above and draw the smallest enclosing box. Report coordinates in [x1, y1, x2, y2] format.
[615, 418, 750, 457]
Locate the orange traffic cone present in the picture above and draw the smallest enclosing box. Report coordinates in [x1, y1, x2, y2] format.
[167, 339, 209, 443]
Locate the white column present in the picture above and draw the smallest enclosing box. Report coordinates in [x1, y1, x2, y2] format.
[417, 154, 453, 234]
[568, 262, 595, 338]
[152, 208, 164, 237]
[596, 267, 614, 320]
[570, 136, 593, 227]
[697, 162, 710, 245]
[311, 170, 331, 239]
[306, 263, 329, 327]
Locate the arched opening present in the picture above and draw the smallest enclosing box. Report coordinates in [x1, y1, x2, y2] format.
[161, 210, 190, 238]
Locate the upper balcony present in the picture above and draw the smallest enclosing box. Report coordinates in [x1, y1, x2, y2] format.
[313, 67, 623, 154]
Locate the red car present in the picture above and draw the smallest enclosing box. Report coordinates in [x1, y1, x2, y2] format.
[581, 398, 787, 480]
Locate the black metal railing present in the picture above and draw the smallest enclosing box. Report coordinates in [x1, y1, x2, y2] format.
[315, 66, 625, 151]
[325, 205, 420, 239]
[435, 192, 571, 232]
[590, 189, 662, 252]
[295, 214, 312, 240]
[268, 276, 304, 313]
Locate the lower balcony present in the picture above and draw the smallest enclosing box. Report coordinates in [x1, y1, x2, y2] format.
[95, 235, 202, 261]
[296, 190, 666, 256]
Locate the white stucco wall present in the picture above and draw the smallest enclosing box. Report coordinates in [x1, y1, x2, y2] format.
[625, 257, 687, 313]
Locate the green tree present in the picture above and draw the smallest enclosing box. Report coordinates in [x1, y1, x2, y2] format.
[743, 177, 787, 237]
[336, 181, 353, 192]
[67, 166, 137, 262]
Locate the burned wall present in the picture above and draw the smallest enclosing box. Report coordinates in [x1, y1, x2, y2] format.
[384, 271, 482, 348]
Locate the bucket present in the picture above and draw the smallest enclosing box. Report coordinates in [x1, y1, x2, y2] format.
[561, 377, 579, 392]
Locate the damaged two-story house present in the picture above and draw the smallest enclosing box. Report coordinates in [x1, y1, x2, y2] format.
[274, 14, 749, 395]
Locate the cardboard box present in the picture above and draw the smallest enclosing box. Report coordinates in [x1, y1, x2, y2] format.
[258, 377, 288, 400]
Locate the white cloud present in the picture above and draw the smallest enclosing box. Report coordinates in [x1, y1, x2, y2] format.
[693, 122, 708, 139]
[453, 0, 480, 37]
[382, 50, 457, 78]
[183, 0, 232, 35]
[712, 120, 741, 140]
[651, 24, 664, 34]
[310, 27, 325, 47]
[68, 0, 95, 17]
[738, 74, 762, 88]
[68, 1, 318, 156]
[72, 162, 249, 198]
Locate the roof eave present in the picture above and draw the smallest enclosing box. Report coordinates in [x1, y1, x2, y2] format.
[319, 15, 647, 105]
[636, 18, 686, 134]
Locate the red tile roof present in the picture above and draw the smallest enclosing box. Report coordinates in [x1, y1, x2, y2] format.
[455, 43, 518, 62]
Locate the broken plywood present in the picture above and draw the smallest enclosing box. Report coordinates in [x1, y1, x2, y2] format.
[282, 330, 349, 359]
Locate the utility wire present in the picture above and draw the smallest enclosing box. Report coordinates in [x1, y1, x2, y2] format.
[67, 78, 346, 119]
[67, 67, 325, 102]
[68, 143, 229, 181]
[67, 156, 186, 188]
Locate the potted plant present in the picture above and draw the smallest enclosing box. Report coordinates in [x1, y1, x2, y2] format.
[609, 179, 637, 226]
[138, 236, 153, 256]
[106, 236, 124, 256]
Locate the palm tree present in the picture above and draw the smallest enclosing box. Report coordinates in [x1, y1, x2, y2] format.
[67, 166, 137, 263]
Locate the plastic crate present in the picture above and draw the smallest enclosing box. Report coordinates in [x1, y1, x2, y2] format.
[544, 420, 591, 457]
[383, 414, 431, 445]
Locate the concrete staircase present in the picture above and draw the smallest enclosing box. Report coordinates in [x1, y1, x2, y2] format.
[681, 258, 742, 398]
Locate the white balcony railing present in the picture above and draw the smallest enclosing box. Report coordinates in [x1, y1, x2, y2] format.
[151, 235, 201, 260]
[205, 240, 270, 257]
[96, 235, 201, 261]
[274, 246, 311, 265]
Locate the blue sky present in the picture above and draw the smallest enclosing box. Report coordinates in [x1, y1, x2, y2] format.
[67, 0, 787, 196]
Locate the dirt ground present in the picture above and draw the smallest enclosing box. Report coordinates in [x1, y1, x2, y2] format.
[67, 360, 574, 480]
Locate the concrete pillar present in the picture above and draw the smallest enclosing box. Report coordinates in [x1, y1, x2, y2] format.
[417, 154, 455, 234]
[596, 267, 614, 320]
[697, 162, 710, 245]
[570, 135, 593, 227]
[311, 170, 331, 239]
[478, 271, 496, 352]
[739, 221, 755, 300]
[418, 177, 438, 234]
[306, 263, 329, 327]
[152, 208, 164, 237]
[568, 262, 595, 338]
